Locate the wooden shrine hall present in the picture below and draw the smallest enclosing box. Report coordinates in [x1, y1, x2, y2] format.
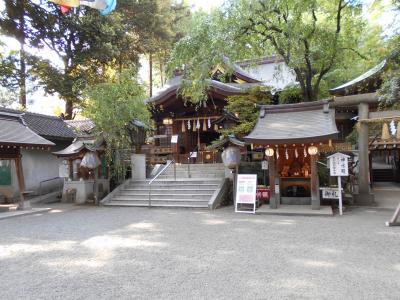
[146, 74, 260, 164]
[245, 100, 339, 210]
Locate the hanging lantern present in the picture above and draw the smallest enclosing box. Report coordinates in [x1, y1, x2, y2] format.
[276, 148, 279, 159]
[381, 123, 390, 140]
[307, 145, 318, 156]
[187, 120, 191, 130]
[193, 122, 197, 131]
[329, 139, 332, 147]
[295, 148, 298, 158]
[196, 119, 200, 129]
[214, 124, 219, 131]
[285, 148, 289, 160]
[265, 148, 274, 157]
[182, 121, 185, 132]
[208, 118, 211, 128]
[203, 119, 207, 131]
[304, 147, 307, 157]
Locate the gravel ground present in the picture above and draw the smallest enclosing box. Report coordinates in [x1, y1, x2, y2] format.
[0, 203, 399, 300]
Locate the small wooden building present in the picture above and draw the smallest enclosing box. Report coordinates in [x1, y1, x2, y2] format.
[245, 101, 339, 209]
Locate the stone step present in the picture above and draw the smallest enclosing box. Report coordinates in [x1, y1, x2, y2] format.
[116, 193, 212, 200]
[158, 174, 223, 179]
[129, 180, 219, 188]
[120, 188, 217, 194]
[104, 201, 209, 208]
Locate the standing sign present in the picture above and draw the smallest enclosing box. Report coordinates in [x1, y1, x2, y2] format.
[235, 174, 257, 214]
[261, 160, 268, 170]
[327, 153, 350, 215]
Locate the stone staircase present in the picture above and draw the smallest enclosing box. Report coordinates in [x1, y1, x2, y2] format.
[103, 163, 226, 208]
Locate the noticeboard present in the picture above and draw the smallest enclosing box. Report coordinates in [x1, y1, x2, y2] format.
[235, 174, 257, 214]
[328, 153, 349, 177]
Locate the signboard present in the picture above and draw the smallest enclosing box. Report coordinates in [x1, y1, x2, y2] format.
[327, 153, 350, 216]
[261, 160, 268, 170]
[59, 163, 70, 178]
[171, 135, 178, 144]
[235, 174, 257, 214]
[328, 153, 349, 176]
[321, 187, 341, 199]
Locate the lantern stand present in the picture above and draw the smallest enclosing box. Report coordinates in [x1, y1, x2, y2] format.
[221, 146, 241, 206]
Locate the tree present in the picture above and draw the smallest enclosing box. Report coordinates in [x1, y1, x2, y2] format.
[118, 0, 191, 96]
[222, 87, 272, 137]
[83, 70, 150, 153]
[170, 0, 368, 102]
[0, 0, 32, 107]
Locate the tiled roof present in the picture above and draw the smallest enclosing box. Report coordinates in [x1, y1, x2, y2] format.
[245, 101, 338, 145]
[65, 119, 96, 137]
[0, 107, 76, 140]
[0, 112, 55, 147]
[330, 60, 386, 95]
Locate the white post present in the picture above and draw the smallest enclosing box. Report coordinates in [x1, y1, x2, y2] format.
[338, 176, 343, 216]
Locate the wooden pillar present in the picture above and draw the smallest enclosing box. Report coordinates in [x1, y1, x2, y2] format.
[310, 154, 320, 210]
[15, 156, 30, 210]
[268, 155, 277, 209]
[356, 102, 374, 204]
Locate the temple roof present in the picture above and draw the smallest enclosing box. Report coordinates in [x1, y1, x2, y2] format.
[146, 76, 251, 106]
[0, 107, 75, 141]
[330, 60, 386, 96]
[244, 101, 338, 145]
[207, 135, 246, 150]
[0, 112, 55, 147]
[53, 138, 104, 157]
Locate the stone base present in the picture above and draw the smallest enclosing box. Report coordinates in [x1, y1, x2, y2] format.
[353, 193, 375, 206]
[17, 200, 31, 210]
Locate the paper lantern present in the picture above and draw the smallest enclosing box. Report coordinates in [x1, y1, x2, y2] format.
[265, 148, 274, 157]
[214, 124, 218, 131]
[303, 147, 307, 157]
[203, 119, 207, 131]
[187, 120, 191, 130]
[285, 148, 289, 160]
[208, 118, 211, 128]
[307, 146, 318, 156]
[196, 119, 200, 129]
[182, 121, 185, 132]
[295, 148, 298, 158]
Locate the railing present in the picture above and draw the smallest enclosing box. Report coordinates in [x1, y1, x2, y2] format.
[39, 177, 63, 197]
[148, 160, 176, 207]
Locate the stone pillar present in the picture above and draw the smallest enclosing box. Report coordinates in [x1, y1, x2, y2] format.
[131, 154, 146, 180]
[268, 155, 278, 209]
[355, 102, 375, 205]
[310, 154, 320, 210]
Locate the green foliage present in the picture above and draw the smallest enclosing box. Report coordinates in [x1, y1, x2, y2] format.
[278, 86, 303, 104]
[378, 49, 400, 109]
[223, 87, 271, 137]
[169, 0, 384, 103]
[169, 9, 267, 103]
[83, 70, 150, 155]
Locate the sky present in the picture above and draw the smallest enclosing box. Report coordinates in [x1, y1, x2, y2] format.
[0, 0, 399, 116]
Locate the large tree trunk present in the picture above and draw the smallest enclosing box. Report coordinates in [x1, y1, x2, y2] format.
[18, 0, 26, 108]
[149, 52, 153, 97]
[65, 99, 74, 120]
